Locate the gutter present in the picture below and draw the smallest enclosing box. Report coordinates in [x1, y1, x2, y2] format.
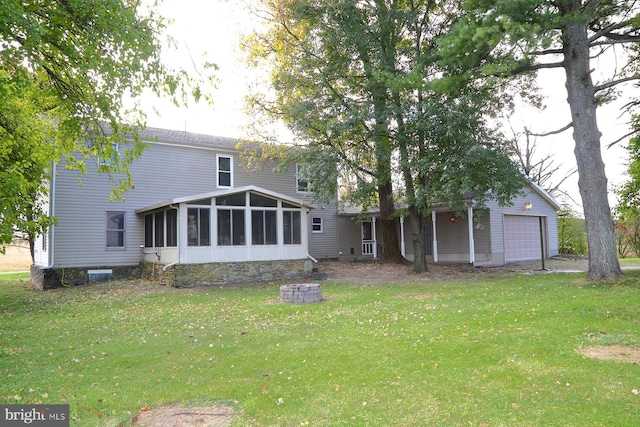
[44, 162, 56, 268]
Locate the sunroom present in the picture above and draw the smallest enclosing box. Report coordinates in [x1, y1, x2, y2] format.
[135, 185, 311, 266]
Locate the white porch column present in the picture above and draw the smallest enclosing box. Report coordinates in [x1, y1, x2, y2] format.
[372, 216, 378, 259]
[431, 210, 438, 263]
[467, 206, 475, 264]
[400, 216, 406, 258]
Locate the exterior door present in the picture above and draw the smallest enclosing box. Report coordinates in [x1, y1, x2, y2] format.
[504, 215, 542, 262]
[362, 221, 373, 255]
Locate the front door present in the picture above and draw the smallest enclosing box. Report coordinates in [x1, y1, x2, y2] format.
[362, 221, 373, 256]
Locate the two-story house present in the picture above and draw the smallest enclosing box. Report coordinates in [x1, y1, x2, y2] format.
[31, 127, 560, 289]
[31, 127, 338, 289]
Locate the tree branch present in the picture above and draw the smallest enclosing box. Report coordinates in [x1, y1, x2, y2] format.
[499, 60, 565, 76]
[528, 122, 573, 137]
[607, 129, 639, 149]
[582, 0, 601, 15]
[595, 75, 640, 93]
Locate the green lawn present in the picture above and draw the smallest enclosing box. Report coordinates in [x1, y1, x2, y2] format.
[0, 273, 638, 426]
[0, 271, 30, 281]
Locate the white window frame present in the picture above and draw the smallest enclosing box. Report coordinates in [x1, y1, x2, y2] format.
[217, 154, 233, 188]
[296, 163, 309, 193]
[98, 143, 119, 166]
[311, 216, 323, 233]
[106, 211, 126, 249]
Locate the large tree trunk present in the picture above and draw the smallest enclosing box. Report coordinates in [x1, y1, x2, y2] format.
[377, 180, 404, 263]
[409, 207, 428, 273]
[562, 17, 622, 281]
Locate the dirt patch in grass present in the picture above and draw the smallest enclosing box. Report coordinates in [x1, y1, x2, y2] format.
[313, 256, 598, 285]
[577, 345, 640, 364]
[132, 404, 236, 427]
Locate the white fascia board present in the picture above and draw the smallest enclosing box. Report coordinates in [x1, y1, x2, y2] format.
[135, 185, 311, 214]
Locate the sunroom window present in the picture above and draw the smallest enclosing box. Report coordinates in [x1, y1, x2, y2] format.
[187, 207, 210, 246]
[217, 209, 245, 245]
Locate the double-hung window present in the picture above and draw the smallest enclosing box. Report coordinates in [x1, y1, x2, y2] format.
[106, 211, 125, 248]
[98, 143, 119, 166]
[217, 154, 233, 188]
[296, 163, 309, 193]
[311, 217, 323, 233]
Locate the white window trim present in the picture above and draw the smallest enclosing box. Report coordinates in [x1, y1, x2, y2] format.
[296, 163, 309, 193]
[217, 154, 234, 188]
[98, 143, 119, 166]
[311, 216, 323, 233]
[106, 211, 126, 249]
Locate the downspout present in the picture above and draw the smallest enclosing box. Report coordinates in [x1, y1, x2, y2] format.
[45, 162, 56, 268]
[432, 211, 438, 263]
[372, 216, 378, 259]
[467, 205, 475, 264]
[170, 204, 180, 266]
[400, 216, 406, 258]
[163, 261, 179, 271]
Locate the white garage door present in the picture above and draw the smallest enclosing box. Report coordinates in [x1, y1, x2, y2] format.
[504, 215, 541, 262]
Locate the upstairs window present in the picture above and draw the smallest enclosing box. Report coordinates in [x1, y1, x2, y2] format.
[296, 163, 309, 193]
[217, 154, 233, 188]
[106, 211, 125, 248]
[98, 143, 119, 166]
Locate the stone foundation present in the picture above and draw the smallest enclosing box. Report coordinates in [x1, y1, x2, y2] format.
[30, 264, 142, 291]
[31, 259, 314, 290]
[160, 259, 314, 288]
[280, 284, 323, 303]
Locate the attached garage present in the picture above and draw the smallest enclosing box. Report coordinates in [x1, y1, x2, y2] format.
[503, 215, 543, 262]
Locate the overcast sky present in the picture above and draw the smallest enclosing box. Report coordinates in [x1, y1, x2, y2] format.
[143, 0, 632, 213]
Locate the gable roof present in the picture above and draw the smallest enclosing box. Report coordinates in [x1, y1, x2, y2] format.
[338, 180, 562, 216]
[527, 180, 563, 211]
[135, 185, 311, 214]
[138, 126, 240, 151]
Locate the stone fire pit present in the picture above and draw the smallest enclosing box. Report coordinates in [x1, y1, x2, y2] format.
[280, 283, 323, 303]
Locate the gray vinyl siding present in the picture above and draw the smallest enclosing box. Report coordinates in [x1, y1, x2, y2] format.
[307, 205, 340, 259]
[473, 213, 491, 262]
[49, 135, 308, 268]
[435, 213, 469, 255]
[336, 216, 362, 259]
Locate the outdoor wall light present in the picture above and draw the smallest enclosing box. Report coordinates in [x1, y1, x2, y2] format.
[524, 202, 533, 211]
[450, 214, 456, 222]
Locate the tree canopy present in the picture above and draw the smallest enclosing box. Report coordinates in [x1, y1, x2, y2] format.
[442, 0, 640, 281]
[243, 0, 524, 271]
[0, 0, 211, 254]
